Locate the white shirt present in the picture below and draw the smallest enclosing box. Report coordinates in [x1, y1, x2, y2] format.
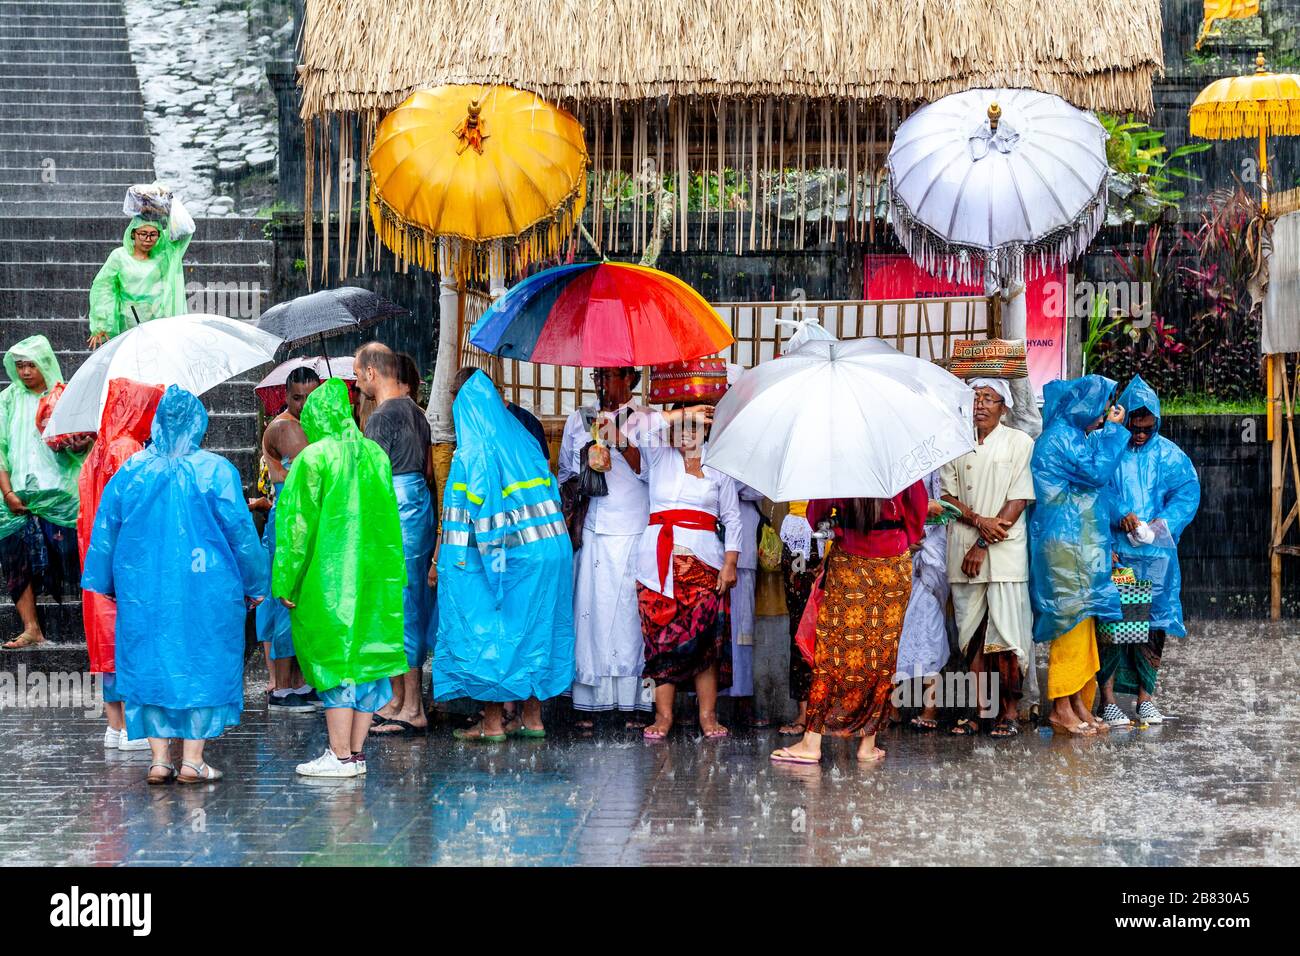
[558, 403, 649, 536]
[939, 422, 1036, 583]
[632, 413, 742, 597]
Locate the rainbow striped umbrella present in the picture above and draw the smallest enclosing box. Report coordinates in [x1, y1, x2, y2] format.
[468, 261, 733, 367]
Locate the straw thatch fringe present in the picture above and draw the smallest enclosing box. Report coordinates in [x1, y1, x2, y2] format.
[298, 0, 1163, 118]
[886, 170, 1109, 290]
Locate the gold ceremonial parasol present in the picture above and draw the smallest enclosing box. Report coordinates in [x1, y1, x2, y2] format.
[368, 84, 588, 279]
[1190, 52, 1300, 214]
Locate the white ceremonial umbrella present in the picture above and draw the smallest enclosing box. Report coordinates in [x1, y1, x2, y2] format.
[44, 314, 283, 436]
[703, 338, 975, 502]
[886, 87, 1107, 434]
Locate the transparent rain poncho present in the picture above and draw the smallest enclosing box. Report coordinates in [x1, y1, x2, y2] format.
[1105, 375, 1201, 638]
[80, 386, 267, 714]
[271, 378, 408, 691]
[88, 213, 193, 339]
[1027, 374, 1130, 643]
[433, 370, 575, 702]
[0, 335, 83, 539]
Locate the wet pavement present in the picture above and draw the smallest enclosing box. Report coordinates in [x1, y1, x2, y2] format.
[0, 620, 1296, 866]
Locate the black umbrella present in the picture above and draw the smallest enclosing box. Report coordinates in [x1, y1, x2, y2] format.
[255, 286, 409, 376]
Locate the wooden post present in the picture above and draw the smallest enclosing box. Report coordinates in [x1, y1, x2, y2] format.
[1272, 354, 1284, 619]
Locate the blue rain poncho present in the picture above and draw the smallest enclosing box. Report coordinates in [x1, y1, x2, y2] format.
[1105, 376, 1200, 638]
[433, 371, 575, 702]
[81, 386, 268, 738]
[1028, 375, 1130, 643]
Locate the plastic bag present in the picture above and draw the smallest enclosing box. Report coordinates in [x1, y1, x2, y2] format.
[35, 383, 94, 452]
[123, 183, 172, 222]
[758, 522, 782, 572]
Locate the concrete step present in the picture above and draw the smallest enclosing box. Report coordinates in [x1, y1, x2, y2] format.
[0, 200, 144, 216]
[0, 149, 152, 170]
[0, 38, 131, 54]
[0, 285, 272, 319]
[4, 132, 152, 151]
[0, 77, 141, 95]
[0, 103, 148, 121]
[0, 165, 152, 185]
[0, 62, 137, 77]
[0, 217, 270, 241]
[0, 118, 149, 137]
[0, 31, 131, 45]
[0, 181, 149, 202]
[0, 49, 135, 65]
[0, 598, 84, 650]
[0, 25, 130, 38]
[0, 239, 272, 265]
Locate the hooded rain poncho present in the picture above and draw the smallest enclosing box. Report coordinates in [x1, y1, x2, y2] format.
[1105, 375, 1200, 638]
[433, 371, 575, 702]
[76, 378, 164, 674]
[88, 215, 192, 338]
[0, 335, 83, 539]
[80, 386, 267, 736]
[1028, 374, 1130, 643]
[271, 378, 408, 691]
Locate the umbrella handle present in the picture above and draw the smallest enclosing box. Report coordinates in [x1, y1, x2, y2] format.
[319, 333, 333, 377]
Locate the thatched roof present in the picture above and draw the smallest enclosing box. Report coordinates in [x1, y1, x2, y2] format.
[299, 0, 1164, 118]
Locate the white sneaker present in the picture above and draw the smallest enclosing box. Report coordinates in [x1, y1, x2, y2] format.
[118, 732, 151, 752]
[295, 748, 357, 778]
[103, 727, 123, 749]
[350, 753, 367, 775]
[1100, 703, 1131, 727]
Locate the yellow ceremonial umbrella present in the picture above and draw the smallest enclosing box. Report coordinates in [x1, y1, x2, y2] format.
[368, 84, 588, 278]
[1190, 52, 1300, 214]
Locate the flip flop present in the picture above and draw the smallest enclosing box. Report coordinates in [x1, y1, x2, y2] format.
[910, 716, 939, 732]
[507, 726, 546, 739]
[778, 722, 806, 736]
[2, 633, 44, 650]
[950, 718, 980, 736]
[642, 726, 668, 740]
[702, 727, 730, 739]
[452, 727, 506, 743]
[370, 718, 426, 737]
[770, 747, 819, 766]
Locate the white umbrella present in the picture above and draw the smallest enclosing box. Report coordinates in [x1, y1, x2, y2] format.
[703, 339, 975, 502]
[43, 314, 282, 436]
[887, 87, 1108, 337]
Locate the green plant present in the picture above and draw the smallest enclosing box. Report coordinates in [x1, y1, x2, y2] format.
[1082, 292, 1124, 373]
[293, 258, 307, 272]
[1099, 113, 1211, 206]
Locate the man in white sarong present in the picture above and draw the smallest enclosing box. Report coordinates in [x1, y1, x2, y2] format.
[940, 378, 1036, 738]
[560, 367, 653, 727]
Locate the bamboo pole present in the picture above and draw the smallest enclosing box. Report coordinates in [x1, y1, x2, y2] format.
[1272, 354, 1284, 619]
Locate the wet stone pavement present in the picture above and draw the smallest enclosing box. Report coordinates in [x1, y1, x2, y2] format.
[0, 621, 1296, 866]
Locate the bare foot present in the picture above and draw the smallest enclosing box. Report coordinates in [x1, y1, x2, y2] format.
[856, 744, 887, 762]
[773, 741, 821, 761]
[642, 715, 673, 738]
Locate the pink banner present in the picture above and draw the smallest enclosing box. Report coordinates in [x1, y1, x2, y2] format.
[864, 254, 1067, 396]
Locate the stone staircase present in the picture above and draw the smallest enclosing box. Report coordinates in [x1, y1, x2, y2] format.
[0, 0, 272, 663]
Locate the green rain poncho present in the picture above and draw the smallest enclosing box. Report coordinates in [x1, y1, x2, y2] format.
[271, 378, 408, 691]
[87, 215, 192, 338]
[0, 335, 82, 539]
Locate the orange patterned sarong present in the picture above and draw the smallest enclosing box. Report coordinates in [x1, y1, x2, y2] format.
[805, 550, 912, 737]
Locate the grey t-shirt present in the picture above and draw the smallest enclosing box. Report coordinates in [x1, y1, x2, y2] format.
[364, 396, 431, 476]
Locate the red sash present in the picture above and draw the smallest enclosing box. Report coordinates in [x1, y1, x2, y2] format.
[648, 509, 718, 590]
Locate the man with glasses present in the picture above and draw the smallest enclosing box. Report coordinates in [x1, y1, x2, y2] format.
[939, 378, 1036, 737]
[1098, 376, 1200, 726]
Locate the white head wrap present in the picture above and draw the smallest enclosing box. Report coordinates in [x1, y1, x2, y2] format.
[969, 377, 1014, 409]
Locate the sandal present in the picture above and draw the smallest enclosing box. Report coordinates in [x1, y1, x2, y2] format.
[452, 725, 506, 743]
[910, 716, 939, 732]
[950, 718, 980, 736]
[778, 721, 806, 736]
[642, 725, 669, 740]
[178, 761, 223, 784]
[770, 747, 820, 766]
[2, 632, 44, 650]
[507, 725, 546, 739]
[989, 720, 1019, 738]
[369, 718, 427, 737]
[147, 763, 176, 786]
[1049, 717, 1095, 737]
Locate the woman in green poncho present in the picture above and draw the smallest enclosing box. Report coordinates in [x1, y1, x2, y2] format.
[87, 211, 194, 349]
[0, 335, 90, 648]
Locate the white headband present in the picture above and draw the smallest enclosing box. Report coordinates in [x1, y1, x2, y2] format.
[969, 377, 1014, 410]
